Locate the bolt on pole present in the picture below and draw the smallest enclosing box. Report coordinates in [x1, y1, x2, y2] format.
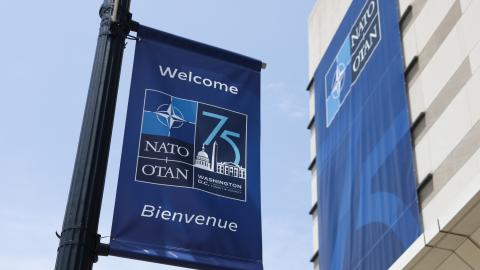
[54, 0, 131, 269]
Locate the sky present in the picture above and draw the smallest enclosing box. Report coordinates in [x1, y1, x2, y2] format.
[0, 1, 314, 269]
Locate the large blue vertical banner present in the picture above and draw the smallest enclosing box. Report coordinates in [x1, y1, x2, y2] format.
[314, 1, 421, 269]
[110, 25, 263, 270]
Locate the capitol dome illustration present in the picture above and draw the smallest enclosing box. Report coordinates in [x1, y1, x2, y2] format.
[194, 141, 246, 179]
[194, 144, 212, 170]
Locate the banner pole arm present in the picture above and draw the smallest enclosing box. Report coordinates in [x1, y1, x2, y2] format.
[54, 0, 131, 269]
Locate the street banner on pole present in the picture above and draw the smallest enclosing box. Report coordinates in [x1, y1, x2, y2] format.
[313, 1, 421, 269]
[110, 25, 263, 270]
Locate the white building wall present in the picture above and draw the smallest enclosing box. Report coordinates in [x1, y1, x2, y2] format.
[309, 126, 316, 162]
[310, 166, 317, 208]
[307, 0, 480, 269]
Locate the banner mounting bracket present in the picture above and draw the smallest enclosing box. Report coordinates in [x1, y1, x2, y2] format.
[96, 242, 110, 257]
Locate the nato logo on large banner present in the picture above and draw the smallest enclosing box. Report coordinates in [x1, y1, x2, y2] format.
[314, 0, 421, 270]
[325, 0, 381, 127]
[110, 25, 263, 270]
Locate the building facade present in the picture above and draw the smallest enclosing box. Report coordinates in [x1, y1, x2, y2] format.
[307, 0, 480, 269]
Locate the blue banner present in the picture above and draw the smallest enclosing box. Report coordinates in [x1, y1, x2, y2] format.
[313, 1, 421, 269]
[110, 25, 263, 270]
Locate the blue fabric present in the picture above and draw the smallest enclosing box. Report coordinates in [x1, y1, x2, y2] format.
[110, 25, 263, 270]
[313, 1, 421, 269]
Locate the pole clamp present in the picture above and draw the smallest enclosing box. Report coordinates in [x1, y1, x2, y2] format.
[57, 226, 105, 262]
[109, 11, 133, 38]
[98, 2, 133, 38]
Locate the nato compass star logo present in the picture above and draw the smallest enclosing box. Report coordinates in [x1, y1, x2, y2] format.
[154, 104, 186, 129]
[141, 89, 197, 143]
[324, 36, 353, 128]
[331, 63, 346, 99]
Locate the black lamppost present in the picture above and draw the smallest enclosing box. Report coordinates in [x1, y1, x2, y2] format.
[54, 1, 133, 269]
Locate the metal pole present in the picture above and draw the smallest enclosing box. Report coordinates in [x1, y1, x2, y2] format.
[55, 0, 131, 269]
